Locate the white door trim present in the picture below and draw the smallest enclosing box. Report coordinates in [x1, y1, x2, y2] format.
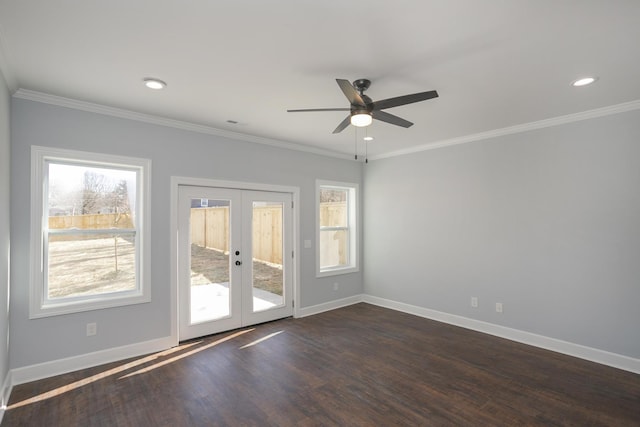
[170, 176, 300, 346]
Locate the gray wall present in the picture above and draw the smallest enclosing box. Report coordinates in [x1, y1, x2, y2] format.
[0, 69, 10, 390]
[10, 98, 363, 368]
[364, 110, 640, 358]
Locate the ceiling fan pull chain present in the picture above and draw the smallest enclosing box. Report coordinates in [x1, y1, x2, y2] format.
[365, 130, 368, 164]
[354, 127, 358, 160]
[363, 128, 368, 164]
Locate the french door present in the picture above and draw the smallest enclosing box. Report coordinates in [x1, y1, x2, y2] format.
[178, 185, 293, 340]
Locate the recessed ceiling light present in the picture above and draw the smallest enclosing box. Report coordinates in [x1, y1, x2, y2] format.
[363, 136, 374, 141]
[143, 78, 167, 90]
[572, 77, 598, 87]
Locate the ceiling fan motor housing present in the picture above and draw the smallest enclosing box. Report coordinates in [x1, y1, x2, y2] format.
[353, 78, 371, 94]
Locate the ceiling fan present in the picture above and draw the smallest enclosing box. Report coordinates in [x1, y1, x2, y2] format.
[287, 78, 439, 134]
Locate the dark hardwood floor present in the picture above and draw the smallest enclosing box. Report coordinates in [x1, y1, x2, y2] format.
[3, 303, 639, 426]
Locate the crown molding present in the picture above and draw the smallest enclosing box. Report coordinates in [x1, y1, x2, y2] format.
[12, 89, 353, 161]
[13, 88, 640, 162]
[370, 99, 640, 161]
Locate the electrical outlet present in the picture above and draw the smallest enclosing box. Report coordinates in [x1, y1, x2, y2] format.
[333, 282, 339, 291]
[86, 322, 97, 336]
[495, 303, 503, 313]
[471, 297, 478, 308]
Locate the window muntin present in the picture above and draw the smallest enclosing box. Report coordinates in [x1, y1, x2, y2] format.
[317, 181, 358, 276]
[31, 147, 150, 318]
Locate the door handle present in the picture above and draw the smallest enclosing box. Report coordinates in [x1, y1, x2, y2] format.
[235, 260, 242, 266]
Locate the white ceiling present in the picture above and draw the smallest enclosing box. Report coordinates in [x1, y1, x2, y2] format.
[1, 1, 639, 159]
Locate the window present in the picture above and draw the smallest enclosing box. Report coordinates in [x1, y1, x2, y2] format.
[30, 146, 151, 318]
[316, 180, 358, 277]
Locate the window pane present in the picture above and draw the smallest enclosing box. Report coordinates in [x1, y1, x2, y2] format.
[32, 146, 150, 318]
[319, 229, 349, 269]
[47, 232, 136, 299]
[319, 188, 347, 227]
[46, 162, 138, 300]
[48, 163, 136, 225]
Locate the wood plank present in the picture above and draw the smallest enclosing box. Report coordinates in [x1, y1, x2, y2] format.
[3, 303, 639, 426]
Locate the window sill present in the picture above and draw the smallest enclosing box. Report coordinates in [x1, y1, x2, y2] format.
[29, 292, 150, 319]
[316, 266, 359, 278]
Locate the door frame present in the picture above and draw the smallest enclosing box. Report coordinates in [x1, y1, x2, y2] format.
[170, 176, 300, 346]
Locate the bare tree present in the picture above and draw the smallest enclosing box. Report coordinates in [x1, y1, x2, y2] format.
[81, 171, 114, 214]
[320, 189, 347, 203]
[113, 180, 131, 216]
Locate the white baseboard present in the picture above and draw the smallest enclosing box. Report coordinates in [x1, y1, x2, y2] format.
[5, 292, 638, 414]
[0, 370, 12, 424]
[362, 295, 640, 375]
[10, 335, 175, 386]
[296, 294, 364, 318]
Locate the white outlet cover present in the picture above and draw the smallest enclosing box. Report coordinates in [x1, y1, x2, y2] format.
[86, 323, 97, 336]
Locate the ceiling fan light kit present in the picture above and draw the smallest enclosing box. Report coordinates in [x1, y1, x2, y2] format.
[351, 111, 373, 127]
[287, 78, 439, 133]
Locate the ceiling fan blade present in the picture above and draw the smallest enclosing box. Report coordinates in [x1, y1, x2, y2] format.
[332, 116, 352, 134]
[287, 108, 350, 112]
[336, 79, 365, 107]
[372, 110, 413, 128]
[371, 90, 438, 110]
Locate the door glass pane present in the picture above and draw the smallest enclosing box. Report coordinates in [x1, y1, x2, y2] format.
[251, 201, 284, 312]
[189, 198, 230, 323]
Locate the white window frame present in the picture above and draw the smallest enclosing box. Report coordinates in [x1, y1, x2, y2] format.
[316, 180, 359, 277]
[30, 146, 151, 318]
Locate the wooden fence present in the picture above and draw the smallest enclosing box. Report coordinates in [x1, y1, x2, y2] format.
[48, 203, 347, 266]
[48, 213, 134, 242]
[319, 201, 347, 227]
[319, 202, 347, 267]
[190, 206, 284, 265]
[252, 206, 283, 264]
[190, 207, 230, 254]
[190, 203, 347, 266]
[49, 213, 134, 230]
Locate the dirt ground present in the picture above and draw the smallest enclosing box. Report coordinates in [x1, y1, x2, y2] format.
[189, 244, 283, 295]
[48, 236, 136, 299]
[47, 238, 283, 299]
